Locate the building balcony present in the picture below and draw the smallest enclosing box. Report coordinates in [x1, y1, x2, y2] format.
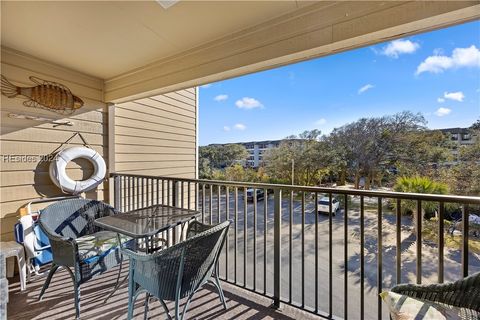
[5, 173, 480, 319]
[2, 2, 480, 319]
[3, 174, 480, 319]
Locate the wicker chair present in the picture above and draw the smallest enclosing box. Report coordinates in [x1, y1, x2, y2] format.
[38, 198, 130, 319]
[391, 272, 480, 318]
[124, 220, 231, 320]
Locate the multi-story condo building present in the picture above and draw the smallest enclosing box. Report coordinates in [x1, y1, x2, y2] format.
[209, 140, 283, 168]
[440, 127, 476, 161]
[440, 127, 475, 146]
[241, 140, 282, 167]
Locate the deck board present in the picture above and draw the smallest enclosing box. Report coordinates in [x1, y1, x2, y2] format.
[7, 263, 318, 320]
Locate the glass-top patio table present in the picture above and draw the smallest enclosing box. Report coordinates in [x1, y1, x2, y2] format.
[95, 204, 200, 239]
[94, 204, 201, 302]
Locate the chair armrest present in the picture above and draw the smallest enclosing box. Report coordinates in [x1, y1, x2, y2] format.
[34, 244, 51, 251]
[105, 205, 120, 216]
[392, 282, 449, 296]
[120, 247, 159, 262]
[391, 272, 480, 311]
[46, 235, 78, 266]
[186, 221, 213, 239]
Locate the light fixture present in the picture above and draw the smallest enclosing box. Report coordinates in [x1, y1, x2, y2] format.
[156, 0, 180, 10]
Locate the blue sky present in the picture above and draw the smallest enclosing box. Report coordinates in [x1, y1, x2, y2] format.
[199, 21, 480, 146]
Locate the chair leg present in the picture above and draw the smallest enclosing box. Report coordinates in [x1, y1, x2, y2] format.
[158, 298, 172, 320]
[38, 264, 59, 301]
[16, 252, 27, 291]
[103, 257, 124, 303]
[73, 281, 81, 320]
[175, 297, 181, 320]
[64, 267, 80, 320]
[143, 293, 149, 320]
[212, 274, 227, 309]
[127, 261, 135, 320]
[128, 288, 146, 320]
[127, 294, 134, 320]
[180, 293, 195, 320]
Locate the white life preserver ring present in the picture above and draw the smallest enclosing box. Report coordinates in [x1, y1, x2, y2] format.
[49, 147, 106, 195]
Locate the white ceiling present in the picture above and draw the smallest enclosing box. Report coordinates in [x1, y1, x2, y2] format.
[1, 1, 312, 79]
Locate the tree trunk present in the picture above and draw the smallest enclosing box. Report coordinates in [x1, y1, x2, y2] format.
[365, 171, 372, 190]
[377, 172, 383, 188]
[338, 169, 346, 186]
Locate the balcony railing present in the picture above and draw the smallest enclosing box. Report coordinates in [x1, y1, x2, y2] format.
[111, 173, 480, 319]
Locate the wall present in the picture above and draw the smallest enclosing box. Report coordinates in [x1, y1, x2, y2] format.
[112, 88, 198, 210]
[113, 88, 197, 178]
[0, 48, 199, 241]
[0, 48, 108, 241]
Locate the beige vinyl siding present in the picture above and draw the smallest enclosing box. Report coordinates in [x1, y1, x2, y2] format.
[0, 48, 108, 241]
[114, 89, 197, 179]
[114, 89, 197, 210]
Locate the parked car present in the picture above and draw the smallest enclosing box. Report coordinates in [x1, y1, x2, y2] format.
[317, 197, 340, 215]
[246, 188, 265, 202]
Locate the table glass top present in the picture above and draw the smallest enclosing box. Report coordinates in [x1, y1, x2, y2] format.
[94, 205, 199, 238]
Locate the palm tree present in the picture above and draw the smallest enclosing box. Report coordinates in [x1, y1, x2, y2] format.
[393, 176, 449, 231]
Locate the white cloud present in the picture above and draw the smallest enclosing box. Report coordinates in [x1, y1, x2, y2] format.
[235, 97, 263, 109]
[416, 45, 480, 75]
[434, 107, 451, 117]
[315, 118, 327, 125]
[358, 84, 374, 94]
[234, 123, 246, 130]
[437, 98, 445, 103]
[214, 94, 228, 102]
[200, 84, 212, 89]
[223, 126, 231, 132]
[443, 91, 465, 102]
[381, 39, 420, 58]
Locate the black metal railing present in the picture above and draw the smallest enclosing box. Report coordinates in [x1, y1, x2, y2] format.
[111, 173, 480, 319]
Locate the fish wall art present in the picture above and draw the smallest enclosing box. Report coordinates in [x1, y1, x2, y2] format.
[1, 75, 84, 114]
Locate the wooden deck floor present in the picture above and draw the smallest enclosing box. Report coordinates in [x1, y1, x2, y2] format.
[7, 264, 319, 320]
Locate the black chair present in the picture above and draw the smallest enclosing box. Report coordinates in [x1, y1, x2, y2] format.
[38, 198, 130, 319]
[124, 220, 231, 320]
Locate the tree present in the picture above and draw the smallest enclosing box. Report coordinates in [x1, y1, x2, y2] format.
[263, 130, 328, 186]
[394, 129, 452, 177]
[325, 111, 430, 189]
[393, 176, 449, 231]
[199, 144, 248, 178]
[471, 119, 480, 130]
[225, 164, 246, 181]
[198, 157, 213, 179]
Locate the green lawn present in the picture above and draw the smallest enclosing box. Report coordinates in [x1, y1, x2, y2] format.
[423, 218, 480, 254]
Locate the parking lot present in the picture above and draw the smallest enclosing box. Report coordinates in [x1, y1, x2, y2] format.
[200, 190, 480, 319]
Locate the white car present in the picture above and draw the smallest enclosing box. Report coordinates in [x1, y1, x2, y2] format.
[317, 197, 340, 215]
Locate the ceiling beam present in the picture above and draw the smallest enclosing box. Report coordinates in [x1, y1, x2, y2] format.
[104, 1, 480, 103]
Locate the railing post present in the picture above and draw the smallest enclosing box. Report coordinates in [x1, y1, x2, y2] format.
[113, 175, 121, 209]
[172, 180, 180, 243]
[172, 180, 178, 207]
[462, 204, 469, 277]
[272, 188, 282, 309]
